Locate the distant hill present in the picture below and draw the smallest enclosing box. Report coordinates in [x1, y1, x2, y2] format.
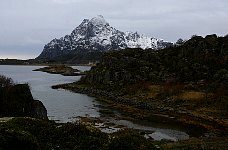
[36, 15, 172, 64]
[0, 59, 38, 65]
[82, 34, 228, 85]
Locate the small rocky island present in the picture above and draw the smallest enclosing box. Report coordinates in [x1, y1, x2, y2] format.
[33, 64, 84, 76]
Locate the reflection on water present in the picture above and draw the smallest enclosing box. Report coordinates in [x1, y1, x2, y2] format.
[0, 65, 100, 122]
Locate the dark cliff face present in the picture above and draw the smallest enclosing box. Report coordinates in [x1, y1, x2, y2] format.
[0, 84, 48, 120]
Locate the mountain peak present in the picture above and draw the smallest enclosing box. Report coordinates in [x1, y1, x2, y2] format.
[37, 15, 173, 61]
[90, 15, 109, 26]
[82, 18, 90, 23]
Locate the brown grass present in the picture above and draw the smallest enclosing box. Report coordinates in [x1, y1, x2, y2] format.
[176, 91, 206, 101]
[147, 85, 161, 98]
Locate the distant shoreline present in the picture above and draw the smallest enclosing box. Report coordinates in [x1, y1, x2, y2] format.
[0, 59, 96, 66]
[0, 64, 93, 66]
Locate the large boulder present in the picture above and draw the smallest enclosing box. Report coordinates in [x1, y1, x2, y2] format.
[0, 84, 48, 120]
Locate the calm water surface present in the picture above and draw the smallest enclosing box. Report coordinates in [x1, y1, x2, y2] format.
[0, 65, 190, 141]
[0, 65, 100, 122]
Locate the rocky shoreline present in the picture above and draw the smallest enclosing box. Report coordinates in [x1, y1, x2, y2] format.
[52, 83, 227, 135]
[51, 81, 228, 149]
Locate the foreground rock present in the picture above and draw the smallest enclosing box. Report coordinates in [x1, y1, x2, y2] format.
[33, 64, 84, 76]
[0, 83, 48, 120]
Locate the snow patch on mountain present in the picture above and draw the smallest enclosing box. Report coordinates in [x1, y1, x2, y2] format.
[37, 15, 172, 60]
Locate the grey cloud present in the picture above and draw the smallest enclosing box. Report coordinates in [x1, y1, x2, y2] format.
[0, 0, 227, 59]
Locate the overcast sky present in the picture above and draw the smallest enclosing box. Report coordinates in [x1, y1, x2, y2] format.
[0, 0, 227, 59]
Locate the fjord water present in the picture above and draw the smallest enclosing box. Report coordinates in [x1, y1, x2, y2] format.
[0, 65, 190, 141]
[0, 65, 100, 122]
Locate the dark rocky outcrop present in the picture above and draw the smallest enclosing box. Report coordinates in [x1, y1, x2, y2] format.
[0, 84, 48, 120]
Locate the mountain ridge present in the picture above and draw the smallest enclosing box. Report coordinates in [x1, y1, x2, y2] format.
[36, 15, 172, 63]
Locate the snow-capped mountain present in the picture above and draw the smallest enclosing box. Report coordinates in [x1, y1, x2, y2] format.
[37, 15, 172, 61]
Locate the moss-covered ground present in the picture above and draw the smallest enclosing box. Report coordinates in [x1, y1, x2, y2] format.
[0, 117, 157, 150]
